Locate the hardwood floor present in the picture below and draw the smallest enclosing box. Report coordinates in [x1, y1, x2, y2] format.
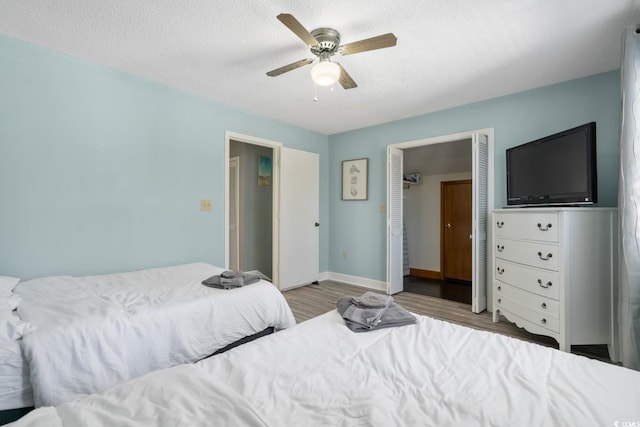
[282, 280, 613, 364]
[403, 275, 472, 304]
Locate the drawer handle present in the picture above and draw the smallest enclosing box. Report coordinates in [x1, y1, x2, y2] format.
[496, 244, 504, 252]
[498, 298, 502, 304]
[541, 302, 547, 309]
[497, 267, 504, 275]
[537, 223, 553, 231]
[538, 279, 553, 288]
[497, 286, 501, 291]
[497, 221, 504, 228]
[541, 318, 547, 325]
[537, 251, 553, 261]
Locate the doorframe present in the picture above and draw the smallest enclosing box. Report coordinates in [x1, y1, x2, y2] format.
[386, 128, 495, 310]
[225, 131, 282, 285]
[228, 156, 240, 271]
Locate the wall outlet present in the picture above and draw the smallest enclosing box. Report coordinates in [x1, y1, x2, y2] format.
[200, 200, 212, 211]
[342, 250, 348, 259]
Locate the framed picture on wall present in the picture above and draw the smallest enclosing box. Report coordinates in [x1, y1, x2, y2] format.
[258, 155, 272, 187]
[342, 158, 368, 200]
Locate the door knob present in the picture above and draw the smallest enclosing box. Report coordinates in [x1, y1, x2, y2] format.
[446, 223, 451, 229]
[314, 222, 320, 227]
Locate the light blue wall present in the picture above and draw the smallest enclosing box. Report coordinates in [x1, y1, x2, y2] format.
[0, 34, 622, 284]
[328, 71, 621, 281]
[0, 35, 329, 279]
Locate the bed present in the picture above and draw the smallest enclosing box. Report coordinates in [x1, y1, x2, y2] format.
[8, 309, 640, 426]
[0, 322, 32, 412]
[0, 276, 33, 413]
[5, 262, 296, 410]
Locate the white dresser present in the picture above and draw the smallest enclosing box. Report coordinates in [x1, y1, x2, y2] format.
[491, 207, 617, 359]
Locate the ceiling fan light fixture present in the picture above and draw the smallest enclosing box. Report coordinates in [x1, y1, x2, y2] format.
[311, 60, 340, 86]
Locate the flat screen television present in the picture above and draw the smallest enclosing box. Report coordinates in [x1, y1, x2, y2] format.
[506, 122, 597, 206]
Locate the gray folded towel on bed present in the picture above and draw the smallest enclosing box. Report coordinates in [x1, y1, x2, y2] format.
[337, 295, 417, 333]
[350, 291, 393, 309]
[341, 303, 387, 329]
[202, 271, 261, 289]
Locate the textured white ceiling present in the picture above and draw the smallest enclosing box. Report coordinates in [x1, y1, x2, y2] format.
[1, 0, 639, 135]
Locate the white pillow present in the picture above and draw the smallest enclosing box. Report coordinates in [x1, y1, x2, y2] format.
[0, 276, 20, 293]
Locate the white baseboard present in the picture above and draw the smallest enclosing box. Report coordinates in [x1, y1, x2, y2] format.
[324, 272, 387, 292]
[317, 271, 330, 282]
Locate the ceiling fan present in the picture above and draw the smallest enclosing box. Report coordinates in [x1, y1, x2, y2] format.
[266, 13, 397, 89]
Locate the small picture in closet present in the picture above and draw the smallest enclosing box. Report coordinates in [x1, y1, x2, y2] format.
[258, 155, 272, 187]
[403, 172, 421, 184]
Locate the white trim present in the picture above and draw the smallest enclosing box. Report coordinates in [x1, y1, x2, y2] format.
[327, 272, 387, 292]
[318, 271, 330, 282]
[388, 128, 494, 211]
[224, 131, 283, 285]
[225, 131, 283, 149]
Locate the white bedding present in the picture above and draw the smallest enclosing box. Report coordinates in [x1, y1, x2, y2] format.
[13, 263, 295, 408]
[0, 338, 32, 410]
[10, 310, 640, 426]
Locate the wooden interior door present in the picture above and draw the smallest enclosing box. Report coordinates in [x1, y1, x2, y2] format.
[441, 180, 472, 281]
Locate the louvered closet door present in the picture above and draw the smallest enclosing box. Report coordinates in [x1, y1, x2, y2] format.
[472, 133, 488, 313]
[387, 146, 403, 295]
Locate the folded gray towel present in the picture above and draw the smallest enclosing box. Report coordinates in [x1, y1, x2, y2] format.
[202, 271, 261, 289]
[337, 296, 416, 333]
[220, 276, 245, 288]
[241, 273, 260, 286]
[201, 275, 222, 287]
[221, 270, 242, 279]
[343, 304, 385, 328]
[350, 291, 393, 309]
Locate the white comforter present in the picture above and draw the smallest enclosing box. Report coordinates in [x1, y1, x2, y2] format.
[14, 263, 295, 407]
[10, 310, 640, 426]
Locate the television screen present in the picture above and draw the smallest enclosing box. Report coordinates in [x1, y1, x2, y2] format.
[506, 122, 597, 206]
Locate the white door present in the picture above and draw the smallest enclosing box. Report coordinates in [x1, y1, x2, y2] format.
[387, 146, 404, 295]
[472, 134, 488, 313]
[278, 147, 319, 290]
[228, 156, 240, 271]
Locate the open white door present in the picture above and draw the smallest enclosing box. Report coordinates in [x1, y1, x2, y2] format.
[472, 133, 488, 313]
[278, 147, 319, 290]
[387, 146, 404, 295]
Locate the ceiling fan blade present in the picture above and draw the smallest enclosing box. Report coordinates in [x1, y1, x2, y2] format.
[339, 33, 397, 55]
[337, 63, 357, 89]
[277, 13, 319, 47]
[266, 58, 314, 77]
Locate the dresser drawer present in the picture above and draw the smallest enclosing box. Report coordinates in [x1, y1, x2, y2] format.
[494, 259, 559, 299]
[495, 295, 560, 333]
[495, 237, 559, 271]
[495, 283, 559, 318]
[494, 212, 559, 242]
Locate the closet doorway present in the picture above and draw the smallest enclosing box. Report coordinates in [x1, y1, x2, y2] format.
[387, 129, 493, 313]
[225, 131, 320, 290]
[228, 140, 274, 280]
